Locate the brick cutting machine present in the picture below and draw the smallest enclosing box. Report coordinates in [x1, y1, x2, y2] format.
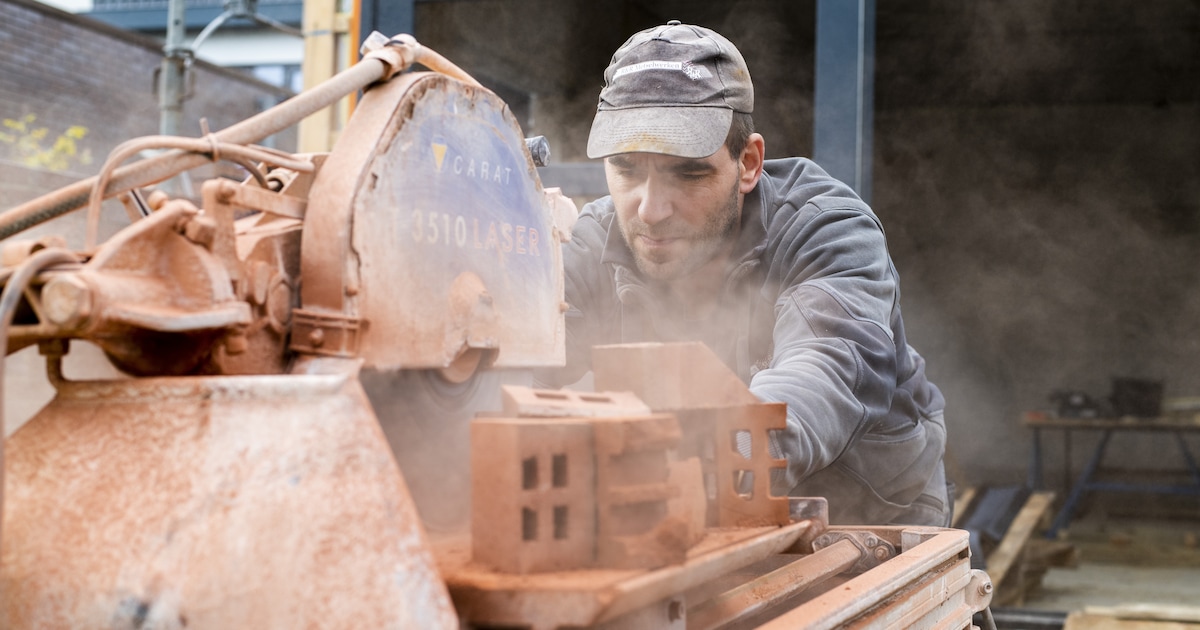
[0, 34, 995, 629]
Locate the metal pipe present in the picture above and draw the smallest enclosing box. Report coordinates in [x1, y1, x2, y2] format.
[0, 46, 407, 241]
[160, 0, 188, 138]
[82, 135, 314, 249]
[189, 9, 234, 55]
[687, 538, 862, 630]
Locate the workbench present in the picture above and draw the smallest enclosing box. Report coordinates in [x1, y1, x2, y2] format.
[1023, 412, 1200, 538]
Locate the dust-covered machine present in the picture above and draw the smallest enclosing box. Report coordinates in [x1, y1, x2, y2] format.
[0, 34, 995, 629]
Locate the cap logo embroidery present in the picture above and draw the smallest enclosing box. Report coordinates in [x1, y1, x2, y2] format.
[614, 60, 712, 81]
[682, 61, 713, 80]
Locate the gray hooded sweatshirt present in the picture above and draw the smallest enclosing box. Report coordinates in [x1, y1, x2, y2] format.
[539, 157, 949, 526]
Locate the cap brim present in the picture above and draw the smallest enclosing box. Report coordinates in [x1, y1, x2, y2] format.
[587, 107, 733, 159]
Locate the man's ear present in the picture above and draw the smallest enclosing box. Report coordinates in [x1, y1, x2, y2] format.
[738, 133, 765, 193]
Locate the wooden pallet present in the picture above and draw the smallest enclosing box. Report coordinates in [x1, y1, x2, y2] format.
[953, 487, 1066, 605]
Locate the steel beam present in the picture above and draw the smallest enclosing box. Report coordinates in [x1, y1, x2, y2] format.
[359, 0, 414, 38]
[814, 0, 875, 203]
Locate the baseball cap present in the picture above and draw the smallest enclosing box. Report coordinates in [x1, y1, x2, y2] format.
[587, 21, 754, 159]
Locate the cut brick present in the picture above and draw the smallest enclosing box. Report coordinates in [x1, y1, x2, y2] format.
[592, 414, 688, 569]
[714, 403, 790, 527]
[591, 342, 759, 411]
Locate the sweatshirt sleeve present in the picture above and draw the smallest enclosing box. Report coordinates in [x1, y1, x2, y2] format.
[749, 205, 900, 490]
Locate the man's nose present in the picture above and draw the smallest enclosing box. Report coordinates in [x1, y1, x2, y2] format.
[637, 176, 674, 225]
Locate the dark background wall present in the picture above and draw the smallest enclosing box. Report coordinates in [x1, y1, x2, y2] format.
[1, 0, 1197, 491]
[413, 0, 1200, 489]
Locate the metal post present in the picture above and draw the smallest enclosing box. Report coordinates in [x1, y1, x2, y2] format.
[160, 0, 188, 137]
[813, 0, 875, 203]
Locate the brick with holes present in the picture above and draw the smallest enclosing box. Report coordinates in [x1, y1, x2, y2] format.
[713, 403, 790, 527]
[590, 342, 791, 528]
[470, 412, 697, 573]
[470, 418, 596, 573]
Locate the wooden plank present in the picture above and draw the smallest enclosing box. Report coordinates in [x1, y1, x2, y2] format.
[951, 486, 977, 528]
[1087, 604, 1200, 624]
[1065, 612, 1200, 629]
[986, 490, 1055, 593]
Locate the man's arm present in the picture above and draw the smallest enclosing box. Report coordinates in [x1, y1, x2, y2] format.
[749, 207, 900, 490]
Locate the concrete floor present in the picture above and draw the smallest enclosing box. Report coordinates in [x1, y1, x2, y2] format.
[1009, 498, 1200, 625]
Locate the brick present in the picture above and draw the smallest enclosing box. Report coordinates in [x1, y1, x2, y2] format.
[667, 456, 707, 547]
[0, 2, 296, 213]
[714, 403, 790, 528]
[672, 405, 792, 528]
[470, 412, 697, 573]
[592, 342, 759, 411]
[470, 417, 595, 574]
[591, 414, 688, 569]
[499, 384, 650, 418]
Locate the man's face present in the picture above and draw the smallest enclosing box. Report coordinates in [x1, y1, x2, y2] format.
[605, 149, 744, 282]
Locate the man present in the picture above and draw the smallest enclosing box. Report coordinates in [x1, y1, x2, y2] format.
[537, 21, 949, 526]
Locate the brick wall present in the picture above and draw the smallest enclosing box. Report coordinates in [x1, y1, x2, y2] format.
[1, 0, 296, 433]
[0, 0, 296, 212]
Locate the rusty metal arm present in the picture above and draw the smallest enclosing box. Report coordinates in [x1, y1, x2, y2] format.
[0, 34, 467, 241]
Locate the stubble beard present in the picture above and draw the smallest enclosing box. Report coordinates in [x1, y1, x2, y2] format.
[620, 181, 741, 282]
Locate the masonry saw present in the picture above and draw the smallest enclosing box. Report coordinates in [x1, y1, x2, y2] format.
[0, 33, 995, 630]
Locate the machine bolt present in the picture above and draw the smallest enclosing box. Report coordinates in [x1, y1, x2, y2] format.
[225, 333, 248, 355]
[873, 546, 890, 561]
[145, 190, 169, 211]
[864, 535, 878, 548]
[266, 277, 292, 334]
[978, 581, 993, 596]
[309, 328, 325, 347]
[42, 274, 93, 329]
[216, 179, 238, 202]
[183, 217, 217, 249]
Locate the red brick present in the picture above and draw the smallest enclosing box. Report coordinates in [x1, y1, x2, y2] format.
[500, 385, 650, 418]
[470, 417, 595, 573]
[591, 342, 758, 411]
